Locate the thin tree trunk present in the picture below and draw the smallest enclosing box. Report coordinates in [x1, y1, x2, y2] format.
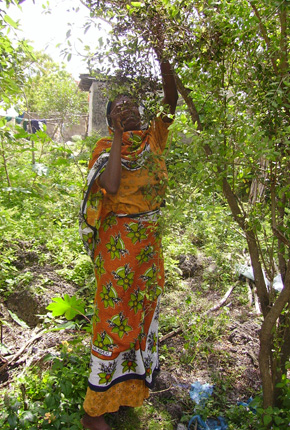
[0, 141, 11, 187]
[31, 140, 35, 164]
[277, 192, 287, 280]
[274, 306, 290, 407]
[259, 262, 290, 408]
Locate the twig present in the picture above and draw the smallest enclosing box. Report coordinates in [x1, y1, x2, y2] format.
[0, 328, 46, 374]
[247, 349, 259, 367]
[0, 354, 8, 363]
[203, 284, 236, 314]
[150, 385, 173, 394]
[253, 289, 261, 315]
[272, 226, 290, 247]
[160, 327, 182, 343]
[17, 350, 37, 378]
[246, 279, 253, 306]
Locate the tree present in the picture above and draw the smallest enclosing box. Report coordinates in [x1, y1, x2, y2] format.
[0, 1, 36, 185]
[0, 1, 34, 104]
[82, 0, 290, 412]
[22, 51, 88, 140]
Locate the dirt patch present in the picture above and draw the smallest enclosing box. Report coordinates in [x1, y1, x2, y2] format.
[177, 254, 204, 278]
[2, 239, 79, 327]
[6, 265, 78, 326]
[0, 240, 82, 387]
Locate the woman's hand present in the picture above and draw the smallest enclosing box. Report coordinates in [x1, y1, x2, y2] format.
[99, 103, 128, 194]
[99, 96, 142, 194]
[109, 101, 131, 132]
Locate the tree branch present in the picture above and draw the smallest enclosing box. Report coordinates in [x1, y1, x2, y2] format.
[173, 73, 203, 132]
[249, 1, 279, 75]
[279, 1, 288, 77]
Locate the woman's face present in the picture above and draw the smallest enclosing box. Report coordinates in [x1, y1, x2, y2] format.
[110, 96, 141, 131]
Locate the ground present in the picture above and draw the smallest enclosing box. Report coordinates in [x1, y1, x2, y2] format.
[0, 241, 261, 429]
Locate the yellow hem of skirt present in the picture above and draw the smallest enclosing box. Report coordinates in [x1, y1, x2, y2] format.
[83, 380, 150, 417]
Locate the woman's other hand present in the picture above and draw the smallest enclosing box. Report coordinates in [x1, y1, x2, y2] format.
[109, 103, 126, 132]
[109, 97, 141, 132]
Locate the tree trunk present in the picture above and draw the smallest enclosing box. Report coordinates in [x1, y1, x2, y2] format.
[259, 262, 290, 408]
[274, 306, 290, 407]
[0, 141, 11, 187]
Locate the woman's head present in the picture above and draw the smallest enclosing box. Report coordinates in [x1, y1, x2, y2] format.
[107, 95, 142, 131]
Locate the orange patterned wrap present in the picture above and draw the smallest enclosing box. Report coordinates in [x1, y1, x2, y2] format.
[81, 117, 172, 416]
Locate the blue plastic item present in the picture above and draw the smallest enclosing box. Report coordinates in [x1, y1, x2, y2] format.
[188, 415, 228, 430]
[189, 381, 214, 404]
[237, 397, 256, 413]
[188, 382, 228, 429]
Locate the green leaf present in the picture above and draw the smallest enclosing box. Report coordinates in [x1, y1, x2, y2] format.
[51, 321, 76, 331]
[32, 163, 49, 177]
[263, 415, 272, 426]
[4, 15, 18, 28]
[46, 294, 85, 320]
[60, 380, 72, 396]
[0, 342, 11, 354]
[21, 411, 35, 422]
[8, 310, 29, 328]
[274, 416, 284, 425]
[45, 393, 57, 408]
[8, 415, 18, 427]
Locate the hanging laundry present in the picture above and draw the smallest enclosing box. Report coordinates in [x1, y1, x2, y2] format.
[15, 113, 25, 124]
[30, 119, 47, 133]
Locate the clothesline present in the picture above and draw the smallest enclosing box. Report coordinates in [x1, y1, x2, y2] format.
[2, 115, 88, 134]
[0, 113, 88, 122]
[24, 114, 88, 121]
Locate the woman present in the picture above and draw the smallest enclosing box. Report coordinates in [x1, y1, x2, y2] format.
[79, 60, 178, 430]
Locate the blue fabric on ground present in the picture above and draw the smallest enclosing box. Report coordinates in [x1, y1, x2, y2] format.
[237, 397, 256, 413]
[189, 381, 214, 404]
[188, 382, 228, 430]
[188, 415, 228, 430]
